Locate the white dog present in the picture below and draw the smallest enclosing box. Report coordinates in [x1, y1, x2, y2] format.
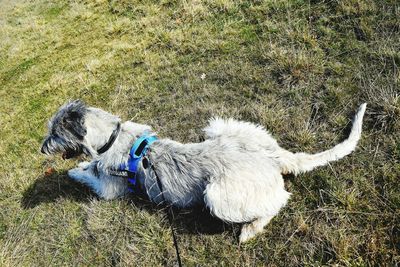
[41, 100, 367, 242]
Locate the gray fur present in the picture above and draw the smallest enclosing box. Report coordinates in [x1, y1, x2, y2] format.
[41, 100, 87, 158]
[41, 100, 367, 242]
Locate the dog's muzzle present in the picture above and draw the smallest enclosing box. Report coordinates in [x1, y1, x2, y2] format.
[40, 136, 53, 155]
[41, 136, 84, 159]
[61, 147, 84, 159]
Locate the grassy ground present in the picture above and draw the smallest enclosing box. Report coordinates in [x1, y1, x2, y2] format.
[0, 0, 399, 265]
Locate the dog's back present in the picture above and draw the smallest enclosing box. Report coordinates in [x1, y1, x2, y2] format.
[203, 104, 367, 176]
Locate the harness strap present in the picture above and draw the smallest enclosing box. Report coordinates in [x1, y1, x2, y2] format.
[110, 133, 158, 193]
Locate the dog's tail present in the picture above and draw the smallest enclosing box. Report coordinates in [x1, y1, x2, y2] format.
[279, 103, 367, 175]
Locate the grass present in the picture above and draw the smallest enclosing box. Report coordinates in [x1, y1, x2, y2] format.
[0, 0, 399, 265]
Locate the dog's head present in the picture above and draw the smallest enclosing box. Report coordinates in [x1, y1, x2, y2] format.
[41, 100, 151, 159]
[41, 100, 88, 159]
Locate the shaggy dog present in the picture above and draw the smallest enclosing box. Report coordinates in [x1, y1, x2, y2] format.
[41, 100, 366, 242]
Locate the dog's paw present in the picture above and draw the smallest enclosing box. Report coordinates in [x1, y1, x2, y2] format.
[67, 168, 83, 181]
[78, 161, 91, 170]
[239, 224, 258, 243]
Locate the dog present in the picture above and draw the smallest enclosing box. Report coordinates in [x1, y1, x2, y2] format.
[41, 100, 366, 242]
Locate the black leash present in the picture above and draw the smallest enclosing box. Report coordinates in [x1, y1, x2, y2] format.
[105, 132, 182, 265]
[151, 164, 183, 267]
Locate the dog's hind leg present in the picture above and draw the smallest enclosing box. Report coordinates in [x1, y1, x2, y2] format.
[204, 168, 289, 243]
[239, 216, 274, 243]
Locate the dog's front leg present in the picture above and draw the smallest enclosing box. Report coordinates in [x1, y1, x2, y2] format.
[77, 161, 91, 169]
[68, 163, 102, 195]
[68, 162, 129, 200]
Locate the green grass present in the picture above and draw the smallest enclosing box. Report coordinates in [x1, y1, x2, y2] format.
[0, 0, 399, 265]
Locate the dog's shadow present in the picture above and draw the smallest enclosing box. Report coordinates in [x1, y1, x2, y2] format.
[21, 173, 237, 236]
[21, 172, 95, 208]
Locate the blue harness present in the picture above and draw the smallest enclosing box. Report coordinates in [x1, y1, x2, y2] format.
[114, 133, 158, 193]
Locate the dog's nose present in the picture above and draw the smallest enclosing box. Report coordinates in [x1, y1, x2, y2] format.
[41, 139, 48, 154]
[41, 143, 46, 154]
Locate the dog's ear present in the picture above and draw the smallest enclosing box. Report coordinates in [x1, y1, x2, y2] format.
[62, 100, 87, 140]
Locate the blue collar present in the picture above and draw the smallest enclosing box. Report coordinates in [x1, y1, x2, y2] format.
[118, 133, 158, 192]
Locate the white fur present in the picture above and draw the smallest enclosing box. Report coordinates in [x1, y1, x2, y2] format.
[45, 102, 367, 242]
